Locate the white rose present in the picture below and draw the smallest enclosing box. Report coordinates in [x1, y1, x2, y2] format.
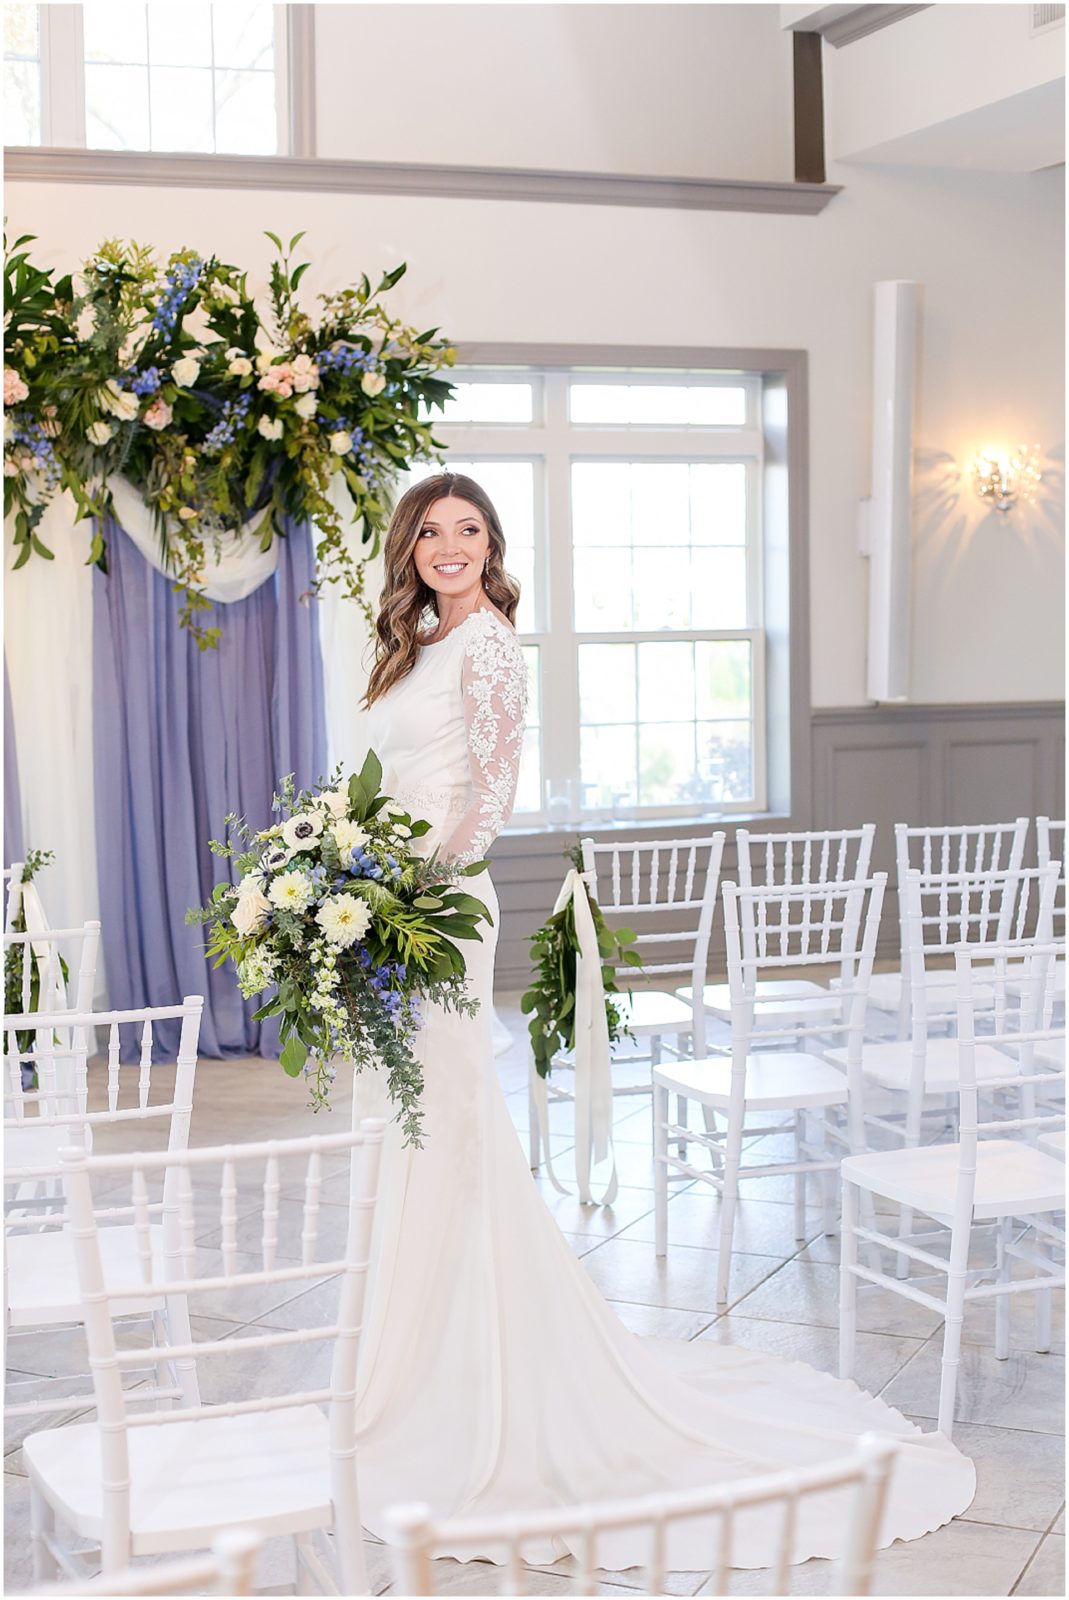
[391, 823, 413, 839]
[317, 786, 350, 819]
[291, 353, 320, 392]
[256, 346, 285, 374]
[99, 379, 139, 422]
[294, 392, 317, 419]
[380, 800, 408, 818]
[331, 820, 369, 855]
[257, 415, 284, 441]
[231, 886, 271, 936]
[281, 810, 326, 851]
[86, 420, 113, 445]
[74, 305, 97, 342]
[360, 370, 387, 397]
[171, 355, 202, 387]
[329, 431, 352, 456]
[228, 356, 253, 377]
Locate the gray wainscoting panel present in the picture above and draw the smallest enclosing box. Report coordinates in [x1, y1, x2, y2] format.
[490, 700, 1065, 990]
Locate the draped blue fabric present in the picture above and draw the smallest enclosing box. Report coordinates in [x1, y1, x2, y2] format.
[4, 658, 24, 868]
[92, 516, 327, 1058]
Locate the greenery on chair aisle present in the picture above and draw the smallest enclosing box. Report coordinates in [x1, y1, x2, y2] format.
[522, 843, 642, 1077]
[4, 229, 455, 645]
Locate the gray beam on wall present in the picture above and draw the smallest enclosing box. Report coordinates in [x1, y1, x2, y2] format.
[3, 147, 842, 215]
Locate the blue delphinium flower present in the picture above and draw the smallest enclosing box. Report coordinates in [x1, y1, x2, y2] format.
[9, 415, 61, 490]
[204, 391, 252, 456]
[151, 257, 203, 334]
[318, 343, 373, 375]
[128, 366, 162, 396]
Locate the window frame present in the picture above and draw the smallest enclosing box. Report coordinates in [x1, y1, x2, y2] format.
[7, 2, 293, 156]
[429, 360, 782, 829]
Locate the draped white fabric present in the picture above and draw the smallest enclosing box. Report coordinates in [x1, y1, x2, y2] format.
[3, 493, 100, 989]
[105, 475, 279, 603]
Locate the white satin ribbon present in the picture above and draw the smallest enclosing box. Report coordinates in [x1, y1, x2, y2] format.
[106, 475, 280, 603]
[533, 867, 618, 1207]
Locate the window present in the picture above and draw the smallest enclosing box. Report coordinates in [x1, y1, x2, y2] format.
[3, 4, 42, 145]
[4, 3, 287, 154]
[410, 365, 770, 826]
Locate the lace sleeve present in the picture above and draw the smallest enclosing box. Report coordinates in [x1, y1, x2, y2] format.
[441, 614, 528, 868]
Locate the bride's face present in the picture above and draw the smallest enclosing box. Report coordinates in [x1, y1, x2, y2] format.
[413, 496, 491, 599]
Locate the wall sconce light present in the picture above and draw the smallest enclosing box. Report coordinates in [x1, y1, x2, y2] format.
[970, 443, 1042, 515]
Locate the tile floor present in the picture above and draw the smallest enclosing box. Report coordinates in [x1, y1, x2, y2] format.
[4, 995, 1064, 1597]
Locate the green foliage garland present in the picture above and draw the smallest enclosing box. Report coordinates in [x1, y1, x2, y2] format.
[521, 844, 642, 1078]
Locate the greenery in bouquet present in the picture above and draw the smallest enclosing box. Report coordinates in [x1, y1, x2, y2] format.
[4, 228, 455, 646]
[187, 751, 491, 1147]
[521, 844, 642, 1078]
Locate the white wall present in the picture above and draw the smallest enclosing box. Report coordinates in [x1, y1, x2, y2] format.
[314, 3, 795, 180]
[826, 2, 1065, 164]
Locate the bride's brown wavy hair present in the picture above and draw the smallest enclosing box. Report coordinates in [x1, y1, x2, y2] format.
[363, 471, 521, 708]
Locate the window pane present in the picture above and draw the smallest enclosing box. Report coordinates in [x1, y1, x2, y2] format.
[148, 4, 212, 66]
[579, 644, 636, 725]
[570, 383, 746, 427]
[150, 66, 214, 152]
[4, 4, 38, 56]
[515, 647, 541, 813]
[85, 63, 150, 149]
[639, 724, 698, 807]
[581, 726, 637, 810]
[630, 462, 689, 538]
[638, 642, 695, 724]
[698, 721, 754, 803]
[442, 459, 534, 549]
[573, 547, 632, 631]
[84, 4, 147, 63]
[214, 66, 277, 154]
[571, 461, 631, 546]
[4, 58, 40, 143]
[690, 463, 747, 544]
[213, 2, 275, 69]
[696, 641, 751, 721]
[632, 547, 691, 631]
[691, 548, 748, 629]
[436, 383, 533, 424]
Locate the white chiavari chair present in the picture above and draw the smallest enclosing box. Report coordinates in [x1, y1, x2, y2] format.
[385, 1435, 897, 1597]
[840, 939, 1065, 1438]
[4, 999, 202, 1427]
[655, 875, 886, 1306]
[4, 860, 26, 933]
[677, 826, 876, 1027]
[23, 1121, 384, 1593]
[5, 922, 101, 1163]
[30, 1527, 261, 1596]
[868, 818, 1029, 1037]
[530, 833, 725, 1169]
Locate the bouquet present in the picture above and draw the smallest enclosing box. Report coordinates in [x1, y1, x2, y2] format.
[522, 844, 642, 1077]
[187, 752, 491, 1146]
[4, 229, 454, 646]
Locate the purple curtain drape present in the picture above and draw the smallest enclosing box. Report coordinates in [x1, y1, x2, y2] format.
[92, 516, 327, 1058]
[4, 658, 24, 868]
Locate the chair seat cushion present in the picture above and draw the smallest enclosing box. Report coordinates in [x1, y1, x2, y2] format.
[841, 1139, 1066, 1223]
[654, 1052, 849, 1110]
[825, 1038, 1015, 1094]
[675, 980, 838, 1023]
[6, 1224, 167, 1326]
[23, 1406, 331, 1553]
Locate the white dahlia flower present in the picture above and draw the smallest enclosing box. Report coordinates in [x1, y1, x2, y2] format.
[267, 869, 315, 913]
[316, 893, 371, 948]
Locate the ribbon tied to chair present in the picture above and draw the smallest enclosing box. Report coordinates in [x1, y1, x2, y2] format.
[532, 867, 619, 1206]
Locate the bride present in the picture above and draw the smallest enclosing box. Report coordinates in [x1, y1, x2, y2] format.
[353, 470, 975, 1572]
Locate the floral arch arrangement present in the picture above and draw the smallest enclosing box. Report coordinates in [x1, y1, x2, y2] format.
[4, 230, 455, 645]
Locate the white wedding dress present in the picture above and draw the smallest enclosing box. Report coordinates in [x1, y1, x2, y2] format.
[355, 606, 975, 1571]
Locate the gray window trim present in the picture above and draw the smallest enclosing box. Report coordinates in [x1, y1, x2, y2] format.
[451, 342, 813, 840]
[3, 144, 841, 215]
[285, 1, 315, 158]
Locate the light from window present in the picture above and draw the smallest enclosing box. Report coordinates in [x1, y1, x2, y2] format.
[4, 3, 42, 145]
[571, 461, 748, 633]
[516, 646, 542, 814]
[569, 381, 747, 427]
[433, 383, 536, 425]
[82, 2, 278, 154]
